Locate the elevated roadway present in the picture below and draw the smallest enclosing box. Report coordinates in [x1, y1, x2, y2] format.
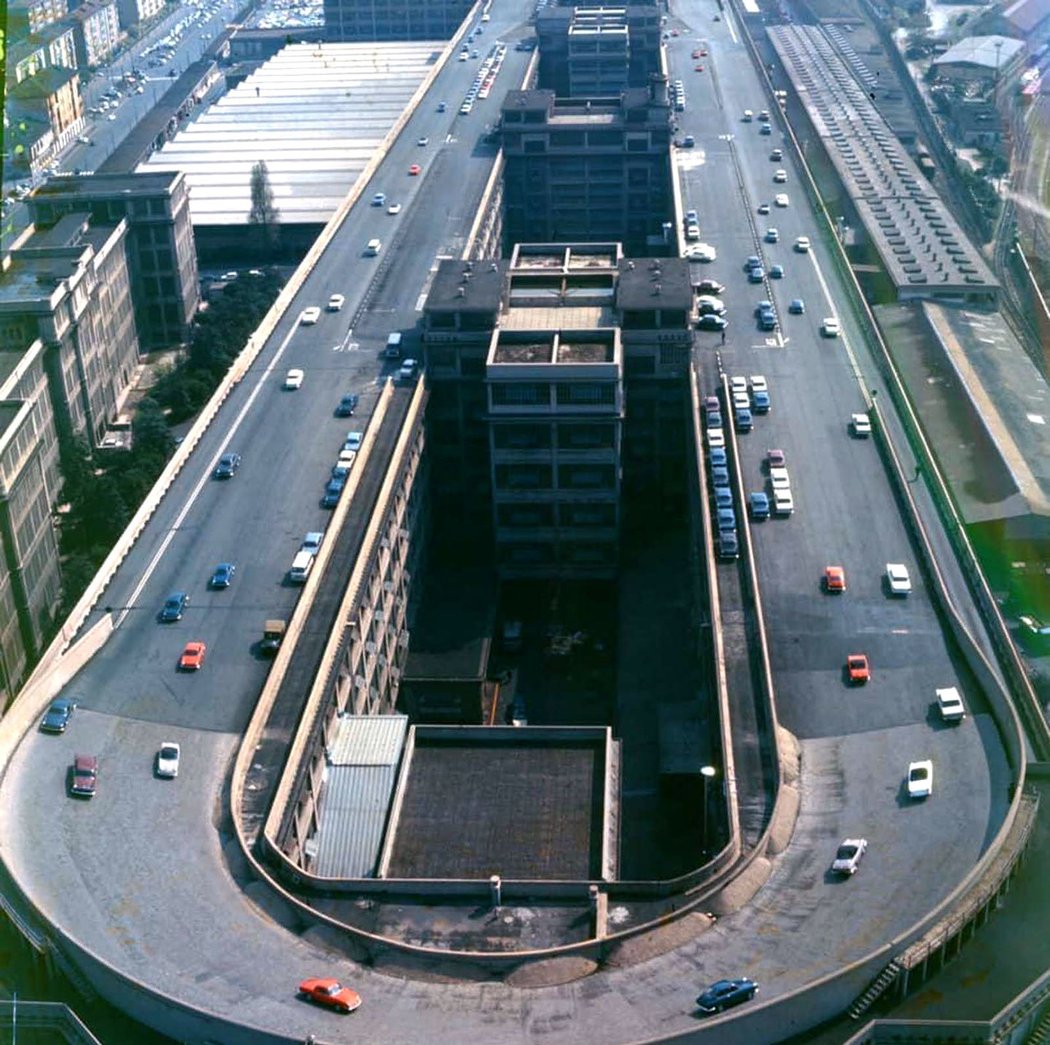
[0, 0, 1021, 1042]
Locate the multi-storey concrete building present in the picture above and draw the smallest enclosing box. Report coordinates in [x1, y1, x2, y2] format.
[10, 24, 79, 84]
[323, 0, 472, 41]
[536, 3, 663, 97]
[423, 243, 693, 578]
[9, 0, 71, 36]
[8, 66, 85, 173]
[0, 338, 64, 707]
[114, 0, 165, 32]
[68, 0, 123, 69]
[0, 213, 140, 448]
[29, 172, 200, 349]
[500, 81, 674, 256]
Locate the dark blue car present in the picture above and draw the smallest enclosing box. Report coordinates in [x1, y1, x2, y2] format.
[322, 477, 345, 508]
[210, 563, 236, 589]
[696, 977, 758, 1015]
[159, 592, 189, 622]
[41, 697, 77, 734]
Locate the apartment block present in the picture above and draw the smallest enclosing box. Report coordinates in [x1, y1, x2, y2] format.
[9, 0, 71, 36]
[68, 0, 123, 69]
[10, 24, 79, 84]
[423, 243, 693, 578]
[0, 212, 140, 448]
[500, 81, 674, 256]
[0, 340, 64, 708]
[536, 3, 663, 97]
[29, 172, 200, 349]
[115, 0, 165, 32]
[323, 0, 473, 41]
[8, 66, 85, 174]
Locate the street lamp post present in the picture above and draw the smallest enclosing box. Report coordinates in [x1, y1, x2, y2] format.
[700, 765, 717, 854]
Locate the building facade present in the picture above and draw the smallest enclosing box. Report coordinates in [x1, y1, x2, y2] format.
[500, 82, 674, 256]
[29, 172, 200, 349]
[10, 24, 79, 84]
[9, 0, 71, 35]
[323, 0, 473, 41]
[115, 0, 165, 32]
[8, 66, 85, 172]
[0, 339, 64, 708]
[69, 0, 123, 69]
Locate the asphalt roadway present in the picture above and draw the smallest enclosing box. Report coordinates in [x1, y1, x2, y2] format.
[0, 0, 1015, 1042]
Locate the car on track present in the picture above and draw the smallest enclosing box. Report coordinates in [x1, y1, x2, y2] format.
[69, 754, 98, 797]
[179, 641, 206, 671]
[886, 562, 912, 596]
[417, 136, 429, 146]
[907, 759, 933, 799]
[297, 977, 362, 1014]
[773, 169, 788, 183]
[824, 566, 846, 593]
[408, 163, 422, 175]
[831, 837, 867, 876]
[936, 686, 966, 723]
[213, 452, 241, 479]
[765, 227, 779, 243]
[41, 698, 77, 733]
[770, 148, 783, 160]
[851, 413, 872, 437]
[769, 264, 784, 279]
[821, 316, 840, 337]
[160, 592, 189, 622]
[774, 193, 790, 207]
[326, 294, 345, 311]
[335, 393, 359, 417]
[284, 368, 304, 390]
[300, 307, 321, 325]
[757, 202, 771, 215]
[156, 742, 181, 779]
[748, 266, 766, 283]
[846, 653, 870, 684]
[371, 192, 386, 205]
[788, 298, 806, 315]
[387, 203, 402, 215]
[795, 236, 811, 252]
[696, 978, 758, 1015]
[209, 562, 235, 589]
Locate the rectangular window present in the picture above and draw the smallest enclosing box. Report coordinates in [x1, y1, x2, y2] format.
[556, 383, 615, 406]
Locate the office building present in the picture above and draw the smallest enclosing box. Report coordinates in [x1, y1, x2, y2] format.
[323, 0, 472, 41]
[0, 339, 64, 707]
[29, 172, 200, 349]
[500, 81, 674, 257]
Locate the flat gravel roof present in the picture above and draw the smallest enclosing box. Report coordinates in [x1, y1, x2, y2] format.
[138, 41, 443, 225]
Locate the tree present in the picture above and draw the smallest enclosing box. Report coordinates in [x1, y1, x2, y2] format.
[248, 160, 280, 254]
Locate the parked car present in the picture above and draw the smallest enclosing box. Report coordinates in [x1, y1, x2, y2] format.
[696, 978, 758, 1015]
[846, 653, 870, 684]
[936, 687, 966, 723]
[322, 477, 345, 508]
[851, 413, 872, 437]
[69, 754, 98, 797]
[749, 492, 770, 519]
[718, 529, 739, 559]
[284, 368, 305, 390]
[907, 759, 933, 799]
[788, 298, 806, 315]
[824, 566, 846, 593]
[335, 393, 359, 417]
[772, 488, 794, 515]
[41, 697, 77, 733]
[300, 307, 321, 325]
[156, 742, 181, 779]
[297, 978, 362, 1014]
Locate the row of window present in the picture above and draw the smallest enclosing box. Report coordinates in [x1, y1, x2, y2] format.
[494, 463, 618, 490]
[496, 503, 617, 528]
[490, 382, 619, 407]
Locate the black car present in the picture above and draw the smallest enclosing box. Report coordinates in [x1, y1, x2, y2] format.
[697, 314, 729, 332]
[159, 592, 189, 622]
[696, 978, 758, 1015]
[213, 452, 241, 479]
[322, 477, 345, 509]
[695, 279, 725, 295]
[335, 393, 359, 418]
[41, 697, 77, 733]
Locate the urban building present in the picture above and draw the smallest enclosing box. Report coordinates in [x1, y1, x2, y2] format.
[423, 243, 693, 578]
[68, 0, 123, 69]
[0, 212, 140, 449]
[500, 81, 674, 257]
[7, 66, 85, 174]
[10, 24, 79, 84]
[114, 0, 165, 32]
[29, 171, 200, 349]
[322, 0, 473, 41]
[8, 0, 71, 36]
[0, 338, 64, 708]
[536, 3, 663, 97]
[930, 35, 1026, 86]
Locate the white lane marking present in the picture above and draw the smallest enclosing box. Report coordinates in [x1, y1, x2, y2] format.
[114, 322, 300, 628]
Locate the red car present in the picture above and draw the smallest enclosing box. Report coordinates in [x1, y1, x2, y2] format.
[408, 163, 421, 176]
[179, 641, 206, 671]
[695, 64, 705, 71]
[824, 566, 846, 593]
[298, 978, 362, 1014]
[846, 654, 870, 684]
[766, 448, 786, 469]
[692, 49, 702, 58]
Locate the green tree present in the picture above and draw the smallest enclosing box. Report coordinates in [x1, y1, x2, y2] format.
[248, 159, 280, 254]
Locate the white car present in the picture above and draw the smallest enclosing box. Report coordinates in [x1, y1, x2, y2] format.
[907, 759, 933, 799]
[774, 193, 790, 207]
[326, 294, 345, 311]
[284, 368, 304, 390]
[732, 391, 750, 410]
[769, 466, 790, 491]
[729, 376, 748, 395]
[688, 243, 717, 262]
[773, 169, 788, 183]
[685, 224, 701, 242]
[822, 317, 840, 337]
[936, 686, 966, 723]
[417, 136, 429, 146]
[300, 307, 321, 325]
[773, 488, 794, 515]
[794, 236, 810, 252]
[831, 837, 867, 876]
[387, 203, 402, 215]
[886, 562, 912, 596]
[851, 413, 872, 437]
[750, 375, 768, 393]
[156, 742, 181, 779]
[707, 428, 726, 449]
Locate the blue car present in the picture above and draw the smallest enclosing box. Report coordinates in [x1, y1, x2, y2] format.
[343, 431, 364, 452]
[735, 408, 754, 432]
[322, 477, 345, 508]
[708, 447, 728, 468]
[718, 530, 739, 559]
[41, 697, 77, 734]
[210, 563, 236, 589]
[749, 492, 770, 519]
[696, 978, 758, 1015]
[752, 390, 771, 413]
[714, 486, 733, 509]
[159, 592, 189, 622]
[716, 507, 736, 532]
[711, 466, 731, 488]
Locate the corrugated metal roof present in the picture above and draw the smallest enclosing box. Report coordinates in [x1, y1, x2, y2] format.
[327, 713, 408, 765]
[139, 41, 442, 225]
[313, 764, 398, 878]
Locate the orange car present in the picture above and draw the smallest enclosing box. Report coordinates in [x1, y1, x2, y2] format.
[408, 163, 421, 176]
[824, 566, 846, 593]
[297, 977, 362, 1014]
[179, 641, 206, 671]
[846, 654, 870, 684]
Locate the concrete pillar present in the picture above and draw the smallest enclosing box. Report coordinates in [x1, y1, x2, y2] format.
[490, 874, 502, 907]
